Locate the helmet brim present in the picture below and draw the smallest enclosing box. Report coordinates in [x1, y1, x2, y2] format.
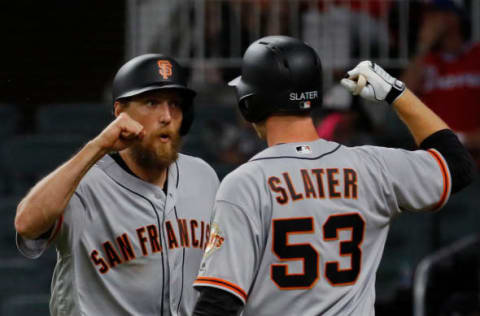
[228, 76, 241, 87]
[115, 84, 196, 100]
[228, 76, 256, 100]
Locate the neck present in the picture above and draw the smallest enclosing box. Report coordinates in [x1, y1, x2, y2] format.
[265, 115, 319, 147]
[119, 150, 168, 188]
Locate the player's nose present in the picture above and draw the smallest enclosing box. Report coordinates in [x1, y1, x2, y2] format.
[157, 102, 172, 125]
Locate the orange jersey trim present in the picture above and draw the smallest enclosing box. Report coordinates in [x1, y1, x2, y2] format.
[427, 149, 451, 210]
[194, 277, 247, 302]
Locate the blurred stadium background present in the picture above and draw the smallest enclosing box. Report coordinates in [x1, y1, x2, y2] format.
[1, 0, 479, 315]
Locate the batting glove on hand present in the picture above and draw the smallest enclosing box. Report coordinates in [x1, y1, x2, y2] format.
[340, 61, 406, 104]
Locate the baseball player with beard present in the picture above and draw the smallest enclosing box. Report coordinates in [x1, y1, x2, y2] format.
[192, 36, 475, 315]
[15, 54, 219, 316]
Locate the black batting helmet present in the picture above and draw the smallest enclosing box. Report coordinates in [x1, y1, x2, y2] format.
[112, 54, 196, 135]
[229, 36, 323, 123]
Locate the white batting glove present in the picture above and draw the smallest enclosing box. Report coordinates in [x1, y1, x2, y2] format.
[340, 61, 406, 104]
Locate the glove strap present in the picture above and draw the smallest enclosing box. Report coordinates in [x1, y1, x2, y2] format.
[386, 80, 406, 104]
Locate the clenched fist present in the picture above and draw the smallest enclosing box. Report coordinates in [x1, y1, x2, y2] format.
[91, 113, 145, 153]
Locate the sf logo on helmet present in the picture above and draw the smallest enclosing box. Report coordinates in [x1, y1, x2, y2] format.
[157, 60, 173, 80]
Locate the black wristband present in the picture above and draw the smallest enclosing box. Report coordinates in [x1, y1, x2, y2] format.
[386, 80, 406, 104]
[193, 287, 243, 316]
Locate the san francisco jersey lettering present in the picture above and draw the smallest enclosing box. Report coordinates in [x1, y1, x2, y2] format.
[18, 154, 219, 316]
[89, 220, 210, 274]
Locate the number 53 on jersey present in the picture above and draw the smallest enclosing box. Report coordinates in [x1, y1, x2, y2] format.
[272, 213, 365, 289]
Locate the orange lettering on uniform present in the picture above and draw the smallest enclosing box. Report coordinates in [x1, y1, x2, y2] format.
[166, 221, 179, 249]
[204, 224, 211, 250]
[312, 169, 326, 198]
[91, 249, 109, 274]
[344, 168, 358, 199]
[103, 241, 123, 268]
[200, 221, 205, 249]
[136, 227, 149, 256]
[178, 219, 190, 247]
[191, 220, 199, 248]
[327, 169, 341, 198]
[116, 233, 136, 262]
[283, 172, 303, 201]
[268, 176, 289, 205]
[301, 169, 317, 199]
[147, 224, 162, 253]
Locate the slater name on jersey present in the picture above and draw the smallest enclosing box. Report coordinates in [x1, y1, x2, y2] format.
[268, 168, 358, 204]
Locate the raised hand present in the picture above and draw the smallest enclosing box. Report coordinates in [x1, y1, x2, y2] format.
[341, 61, 406, 104]
[91, 112, 145, 153]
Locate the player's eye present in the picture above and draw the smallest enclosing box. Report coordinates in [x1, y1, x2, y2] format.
[169, 99, 181, 108]
[145, 99, 157, 107]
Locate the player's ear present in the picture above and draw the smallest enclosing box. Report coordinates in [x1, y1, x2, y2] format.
[113, 101, 127, 117]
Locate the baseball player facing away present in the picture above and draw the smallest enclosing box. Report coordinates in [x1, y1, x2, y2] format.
[14, 54, 219, 316]
[192, 36, 475, 316]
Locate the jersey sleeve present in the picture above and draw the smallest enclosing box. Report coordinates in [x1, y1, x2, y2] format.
[194, 168, 264, 304]
[363, 146, 451, 213]
[16, 191, 87, 258]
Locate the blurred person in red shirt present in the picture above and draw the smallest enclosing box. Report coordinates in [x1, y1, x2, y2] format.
[402, 0, 480, 164]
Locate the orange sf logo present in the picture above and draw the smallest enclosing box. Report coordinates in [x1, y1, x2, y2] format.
[157, 60, 173, 79]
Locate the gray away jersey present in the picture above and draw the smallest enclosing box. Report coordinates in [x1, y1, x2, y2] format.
[194, 139, 451, 316]
[17, 153, 219, 316]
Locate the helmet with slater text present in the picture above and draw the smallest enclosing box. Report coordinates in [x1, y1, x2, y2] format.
[229, 36, 323, 123]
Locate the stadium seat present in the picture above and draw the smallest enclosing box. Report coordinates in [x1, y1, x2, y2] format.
[377, 212, 434, 301]
[183, 103, 241, 163]
[437, 178, 480, 247]
[0, 294, 50, 316]
[190, 103, 239, 134]
[182, 133, 210, 159]
[0, 104, 21, 195]
[0, 103, 20, 137]
[0, 259, 52, 297]
[0, 134, 87, 195]
[0, 196, 23, 258]
[36, 103, 113, 136]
